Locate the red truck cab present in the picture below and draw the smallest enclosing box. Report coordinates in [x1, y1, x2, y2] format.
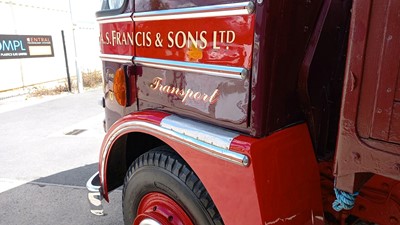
[87, 0, 400, 224]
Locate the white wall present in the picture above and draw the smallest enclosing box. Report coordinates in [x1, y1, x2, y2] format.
[0, 0, 101, 92]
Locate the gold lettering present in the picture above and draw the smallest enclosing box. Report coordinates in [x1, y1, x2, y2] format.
[170, 86, 178, 94]
[199, 31, 207, 49]
[102, 31, 138, 46]
[116, 32, 121, 45]
[209, 90, 219, 104]
[182, 89, 194, 102]
[193, 92, 202, 100]
[212, 31, 220, 49]
[149, 77, 219, 104]
[150, 77, 163, 89]
[127, 32, 134, 45]
[167, 31, 174, 48]
[175, 31, 186, 49]
[187, 32, 198, 49]
[121, 32, 127, 45]
[178, 89, 186, 97]
[135, 32, 142, 47]
[227, 30, 235, 44]
[202, 94, 209, 102]
[106, 32, 110, 44]
[145, 32, 152, 47]
[112, 30, 117, 46]
[219, 30, 226, 43]
[162, 85, 171, 93]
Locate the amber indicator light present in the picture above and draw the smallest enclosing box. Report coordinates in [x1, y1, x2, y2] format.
[113, 68, 127, 106]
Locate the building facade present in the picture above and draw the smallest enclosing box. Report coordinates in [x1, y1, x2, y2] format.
[0, 0, 101, 95]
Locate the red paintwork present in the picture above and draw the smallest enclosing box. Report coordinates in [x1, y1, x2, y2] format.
[99, 14, 254, 69]
[99, 14, 255, 133]
[94, 1, 400, 224]
[249, 0, 324, 137]
[320, 161, 400, 224]
[123, 110, 170, 125]
[136, 67, 251, 133]
[135, 15, 255, 69]
[135, 192, 194, 225]
[334, 0, 400, 192]
[135, 0, 245, 12]
[245, 124, 324, 225]
[100, 21, 135, 56]
[100, 110, 324, 225]
[99, 110, 170, 201]
[99, 2, 326, 138]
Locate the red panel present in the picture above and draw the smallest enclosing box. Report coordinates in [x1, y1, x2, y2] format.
[135, 15, 255, 69]
[389, 103, 400, 144]
[248, 124, 324, 225]
[100, 21, 135, 56]
[396, 73, 400, 101]
[321, 162, 400, 225]
[367, 0, 400, 141]
[99, 110, 171, 201]
[136, 67, 250, 132]
[102, 112, 323, 224]
[334, 0, 400, 192]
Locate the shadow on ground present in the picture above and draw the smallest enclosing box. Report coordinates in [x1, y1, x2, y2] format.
[33, 163, 98, 187]
[0, 163, 123, 225]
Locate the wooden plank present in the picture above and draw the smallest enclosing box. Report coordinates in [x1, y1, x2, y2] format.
[396, 70, 400, 101]
[369, 0, 400, 141]
[389, 102, 400, 144]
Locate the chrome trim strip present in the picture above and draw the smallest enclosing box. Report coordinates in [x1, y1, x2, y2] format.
[97, 13, 132, 24]
[133, 2, 254, 21]
[160, 115, 237, 150]
[100, 118, 249, 185]
[99, 54, 133, 64]
[134, 57, 247, 79]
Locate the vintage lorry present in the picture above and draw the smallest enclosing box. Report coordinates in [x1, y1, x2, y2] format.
[86, 0, 400, 224]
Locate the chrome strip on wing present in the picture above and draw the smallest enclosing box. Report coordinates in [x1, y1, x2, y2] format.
[160, 115, 238, 150]
[100, 118, 250, 184]
[134, 57, 247, 79]
[99, 54, 133, 64]
[133, 2, 254, 21]
[97, 13, 132, 24]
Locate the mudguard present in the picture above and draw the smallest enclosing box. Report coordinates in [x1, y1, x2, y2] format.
[97, 110, 324, 225]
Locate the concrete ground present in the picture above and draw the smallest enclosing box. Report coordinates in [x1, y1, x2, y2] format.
[0, 89, 123, 225]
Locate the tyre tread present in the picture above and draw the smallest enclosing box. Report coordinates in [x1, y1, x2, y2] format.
[123, 146, 223, 225]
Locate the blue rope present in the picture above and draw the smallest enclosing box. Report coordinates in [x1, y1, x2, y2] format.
[332, 188, 359, 212]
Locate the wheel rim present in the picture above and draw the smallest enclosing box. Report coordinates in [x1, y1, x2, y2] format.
[134, 192, 194, 225]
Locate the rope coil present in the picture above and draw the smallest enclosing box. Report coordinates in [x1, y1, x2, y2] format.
[332, 188, 359, 212]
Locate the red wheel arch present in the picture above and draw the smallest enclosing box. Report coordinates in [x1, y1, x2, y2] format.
[99, 110, 324, 225]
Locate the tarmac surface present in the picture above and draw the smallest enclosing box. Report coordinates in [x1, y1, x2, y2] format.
[0, 89, 123, 225]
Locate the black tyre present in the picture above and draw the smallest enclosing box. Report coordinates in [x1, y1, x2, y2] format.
[122, 146, 223, 225]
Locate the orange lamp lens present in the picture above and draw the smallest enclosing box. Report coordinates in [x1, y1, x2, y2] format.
[113, 68, 126, 106]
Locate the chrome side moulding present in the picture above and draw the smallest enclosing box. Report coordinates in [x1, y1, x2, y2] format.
[134, 57, 247, 79]
[86, 172, 104, 216]
[133, 2, 254, 21]
[97, 13, 132, 24]
[100, 116, 250, 187]
[160, 115, 237, 150]
[99, 54, 133, 64]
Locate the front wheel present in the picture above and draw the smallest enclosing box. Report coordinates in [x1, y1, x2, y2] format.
[122, 146, 223, 225]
